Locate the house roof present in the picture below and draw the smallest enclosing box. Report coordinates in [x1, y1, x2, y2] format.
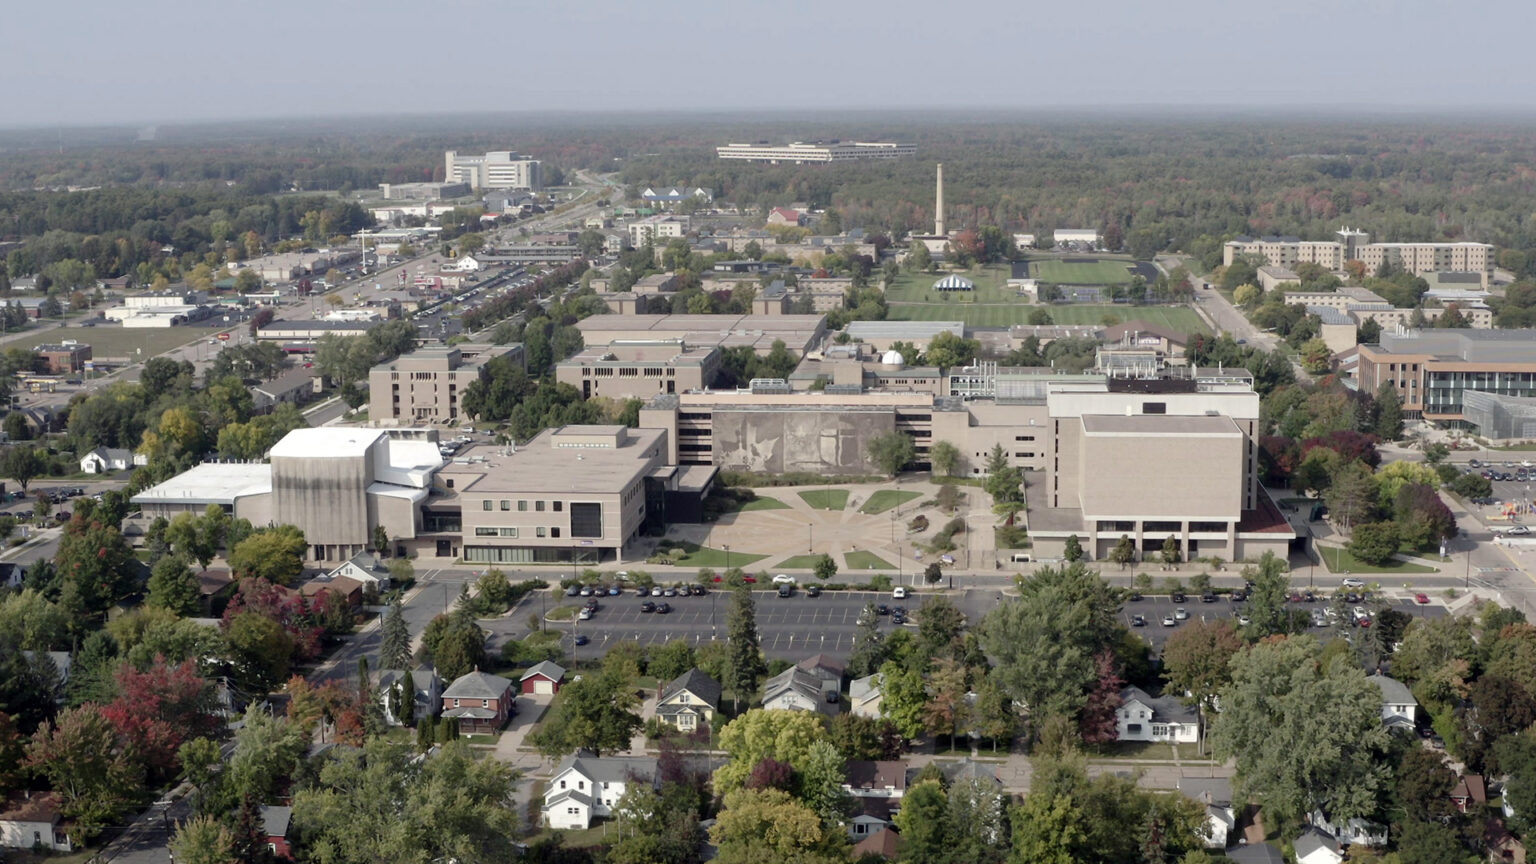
[378, 665, 438, 692]
[552, 752, 659, 785]
[333, 553, 387, 579]
[852, 827, 900, 859]
[442, 706, 498, 719]
[796, 653, 845, 681]
[197, 568, 234, 596]
[938, 758, 1001, 787]
[771, 207, 800, 220]
[763, 666, 827, 705]
[300, 575, 365, 598]
[1119, 685, 1199, 725]
[850, 674, 881, 704]
[844, 760, 908, 792]
[660, 668, 721, 708]
[1294, 827, 1340, 859]
[520, 660, 567, 683]
[253, 368, 315, 399]
[1367, 673, 1416, 706]
[544, 787, 593, 810]
[259, 805, 292, 838]
[1178, 776, 1233, 808]
[1452, 774, 1487, 804]
[1226, 842, 1286, 864]
[0, 791, 63, 824]
[1102, 320, 1189, 347]
[442, 670, 513, 700]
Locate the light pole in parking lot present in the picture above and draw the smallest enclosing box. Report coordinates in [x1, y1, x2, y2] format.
[808, 523, 813, 553]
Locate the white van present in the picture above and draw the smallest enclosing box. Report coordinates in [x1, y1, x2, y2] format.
[892, 586, 908, 599]
[1010, 553, 1033, 563]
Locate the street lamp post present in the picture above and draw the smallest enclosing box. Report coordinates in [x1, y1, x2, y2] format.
[808, 523, 813, 553]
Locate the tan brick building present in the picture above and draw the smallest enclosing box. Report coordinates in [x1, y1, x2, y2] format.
[369, 344, 524, 425]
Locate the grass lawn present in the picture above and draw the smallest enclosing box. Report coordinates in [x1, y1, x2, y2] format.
[776, 554, 825, 570]
[1091, 741, 1213, 762]
[1028, 258, 1138, 285]
[740, 495, 790, 511]
[845, 550, 895, 570]
[30, 326, 211, 359]
[798, 489, 850, 511]
[666, 541, 767, 569]
[882, 266, 1015, 304]
[546, 605, 578, 621]
[859, 489, 922, 514]
[884, 300, 1209, 333]
[1319, 545, 1439, 575]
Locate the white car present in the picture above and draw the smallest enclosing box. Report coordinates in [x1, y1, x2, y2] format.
[1341, 577, 1365, 588]
[1174, 607, 1189, 620]
[893, 586, 909, 599]
[772, 574, 795, 585]
[1506, 526, 1531, 536]
[578, 607, 593, 620]
[1352, 606, 1368, 621]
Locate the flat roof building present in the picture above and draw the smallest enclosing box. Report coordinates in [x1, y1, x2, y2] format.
[555, 340, 721, 400]
[1226, 228, 1494, 287]
[844, 320, 965, 352]
[444, 150, 542, 190]
[1356, 329, 1536, 422]
[369, 343, 525, 425]
[716, 141, 915, 164]
[574, 313, 827, 357]
[36, 342, 90, 374]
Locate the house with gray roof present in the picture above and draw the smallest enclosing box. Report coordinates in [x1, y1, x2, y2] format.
[440, 670, 513, 734]
[1367, 673, 1418, 730]
[1178, 776, 1236, 848]
[1295, 827, 1342, 864]
[850, 674, 883, 719]
[543, 753, 659, 830]
[1226, 842, 1285, 864]
[656, 668, 720, 733]
[377, 665, 440, 726]
[762, 666, 839, 716]
[1116, 685, 1199, 744]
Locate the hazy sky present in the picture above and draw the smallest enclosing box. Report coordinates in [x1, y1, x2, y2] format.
[8, 0, 1531, 127]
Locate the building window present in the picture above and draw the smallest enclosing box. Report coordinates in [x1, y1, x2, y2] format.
[537, 527, 546, 538]
[445, 479, 454, 489]
[552, 527, 561, 538]
[500, 500, 510, 511]
[1142, 402, 1166, 414]
[518, 500, 528, 511]
[553, 501, 563, 512]
[536, 501, 545, 512]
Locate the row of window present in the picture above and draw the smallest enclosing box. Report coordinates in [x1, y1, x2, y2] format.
[482, 499, 564, 512]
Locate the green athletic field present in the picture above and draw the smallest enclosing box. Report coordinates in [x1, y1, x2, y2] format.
[884, 302, 1208, 333]
[883, 266, 1015, 304]
[1028, 259, 1138, 285]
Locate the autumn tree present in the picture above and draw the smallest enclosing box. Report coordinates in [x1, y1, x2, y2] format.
[99, 657, 218, 781]
[27, 706, 144, 840]
[1161, 619, 1243, 711]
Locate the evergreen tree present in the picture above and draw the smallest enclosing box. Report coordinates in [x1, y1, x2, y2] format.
[229, 793, 272, 864]
[727, 586, 766, 712]
[438, 717, 459, 742]
[847, 604, 887, 678]
[379, 597, 411, 672]
[1375, 381, 1404, 441]
[399, 668, 416, 727]
[416, 716, 436, 751]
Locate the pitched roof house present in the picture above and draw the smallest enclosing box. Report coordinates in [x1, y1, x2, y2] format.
[326, 553, 391, 590]
[1451, 774, 1487, 813]
[797, 654, 845, 695]
[543, 753, 659, 830]
[260, 805, 293, 859]
[440, 670, 514, 734]
[0, 792, 72, 851]
[843, 760, 908, 800]
[762, 666, 839, 716]
[656, 668, 720, 732]
[1367, 673, 1418, 730]
[1116, 686, 1199, 744]
[80, 446, 141, 474]
[1178, 776, 1236, 849]
[1308, 809, 1387, 847]
[768, 207, 804, 226]
[1294, 827, 1342, 864]
[1226, 842, 1286, 864]
[1487, 820, 1526, 864]
[519, 661, 566, 696]
[851, 825, 900, 859]
[378, 666, 441, 726]
[849, 674, 883, 719]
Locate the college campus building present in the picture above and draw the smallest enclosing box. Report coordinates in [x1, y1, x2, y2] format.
[555, 340, 721, 400]
[715, 141, 916, 163]
[1225, 227, 1495, 286]
[1282, 286, 1493, 329]
[35, 342, 91, 373]
[1354, 329, 1536, 423]
[368, 343, 525, 425]
[573, 313, 828, 357]
[443, 150, 542, 190]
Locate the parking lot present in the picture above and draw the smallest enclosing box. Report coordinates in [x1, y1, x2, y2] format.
[1121, 594, 1449, 650]
[541, 589, 924, 663]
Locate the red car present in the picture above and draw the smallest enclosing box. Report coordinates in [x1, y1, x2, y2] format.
[1415, 593, 1430, 605]
[710, 575, 758, 583]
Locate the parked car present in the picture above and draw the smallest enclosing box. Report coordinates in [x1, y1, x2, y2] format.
[876, 605, 890, 616]
[1170, 591, 1187, 603]
[1174, 607, 1189, 620]
[1130, 614, 1146, 627]
[656, 602, 671, 614]
[607, 586, 621, 596]
[574, 634, 589, 646]
[1161, 615, 1177, 627]
[772, 574, 795, 585]
[636, 586, 650, 597]
[891, 612, 906, 625]
[1201, 591, 1217, 603]
[777, 584, 793, 598]
[690, 585, 707, 596]
[893, 586, 908, 599]
[579, 586, 594, 596]
[640, 601, 656, 613]
[578, 607, 593, 621]
[806, 585, 822, 597]
[662, 587, 678, 597]
[1415, 593, 1431, 605]
[1341, 577, 1365, 588]
[565, 586, 581, 597]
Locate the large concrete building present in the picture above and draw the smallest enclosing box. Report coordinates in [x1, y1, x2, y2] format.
[715, 141, 916, 163]
[443, 150, 542, 190]
[369, 344, 524, 425]
[555, 340, 721, 400]
[1225, 228, 1495, 287]
[573, 314, 828, 357]
[627, 215, 689, 247]
[1355, 329, 1536, 423]
[1282, 285, 1493, 329]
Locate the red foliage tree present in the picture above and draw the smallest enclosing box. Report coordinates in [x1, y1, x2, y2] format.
[222, 578, 324, 660]
[1300, 428, 1381, 468]
[1258, 435, 1299, 483]
[98, 657, 218, 780]
[745, 757, 795, 791]
[1078, 650, 1125, 745]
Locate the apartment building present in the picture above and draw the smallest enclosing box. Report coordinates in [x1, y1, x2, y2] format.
[715, 141, 916, 163]
[443, 150, 542, 189]
[555, 340, 722, 400]
[1282, 286, 1494, 329]
[627, 214, 689, 247]
[1355, 329, 1536, 422]
[1225, 228, 1495, 286]
[368, 343, 525, 425]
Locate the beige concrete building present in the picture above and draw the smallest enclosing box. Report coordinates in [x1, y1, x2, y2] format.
[556, 340, 721, 400]
[574, 314, 828, 357]
[1307, 306, 1360, 355]
[1256, 265, 1300, 292]
[369, 344, 524, 425]
[444, 150, 542, 189]
[1226, 228, 1495, 287]
[628, 215, 688, 247]
[1283, 286, 1495, 329]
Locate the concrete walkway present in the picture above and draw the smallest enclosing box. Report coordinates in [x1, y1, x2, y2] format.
[493, 693, 555, 831]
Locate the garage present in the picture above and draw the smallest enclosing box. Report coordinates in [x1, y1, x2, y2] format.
[519, 660, 566, 696]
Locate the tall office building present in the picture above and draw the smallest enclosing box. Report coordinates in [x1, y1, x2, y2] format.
[444, 150, 543, 190]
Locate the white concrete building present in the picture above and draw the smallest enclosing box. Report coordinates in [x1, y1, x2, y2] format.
[444, 150, 542, 189]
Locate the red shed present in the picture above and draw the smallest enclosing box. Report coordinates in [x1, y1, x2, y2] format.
[519, 660, 566, 696]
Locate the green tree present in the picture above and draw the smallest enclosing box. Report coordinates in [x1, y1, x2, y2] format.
[2, 446, 44, 492]
[847, 604, 887, 678]
[713, 709, 829, 794]
[1109, 535, 1136, 569]
[25, 705, 144, 841]
[905, 240, 932, 272]
[1299, 338, 1333, 374]
[146, 554, 200, 616]
[710, 787, 848, 864]
[877, 659, 929, 740]
[169, 816, 235, 864]
[799, 739, 851, 824]
[1009, 793, 1084, 864]
[727, 587, 766, 711]
[930, 440, 961, 477]
[1064, 535, 1084, 563]
[813, 554, 837, 581]
[1160, 535, 1182, 565]
[1161, 619, 1242, 711]
[895, 780, 952, 862]
[1232, 284, 1261, 307]
[530, 664, 641, 756]
[227, 526, 307, 585]
[1325, 462, 1379, 534]
[225, 613, 294, 694]
[1376, 382, 1404, 440]
[1347, 521, 1400, 565]
[379, 597, 411, 672]
[1241, 552, 1292, 639]
[1395, 746, 1458, 823]
[867, 431, 915, 477]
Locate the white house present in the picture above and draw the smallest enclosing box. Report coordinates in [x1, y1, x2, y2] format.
[0, 792, 72, 851]
[377, 666, 441, 726]
[543, 753, 658, 830]
[1116, 686, 1200, 744]
[1178, 777, 1235, 849]
[327, 553, 391, 591]
[1053, 228, 1101, 248]
[1294, 827, 1343, 864]
[849, 674, 883, 719]
[842, 761, 907, 841]
[445, 255, 482, 273]
[1308, 809, 1387, 847]
[762, 667, 839, 717]
[1367, 673, 1418, 731]
[80, 446, 142, 474]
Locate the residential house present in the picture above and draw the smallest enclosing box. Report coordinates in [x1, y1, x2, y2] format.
[1226, 843, 1286, 864]
[768, 207, 804, 227]
[655, 668, 720, 732]
[1487, 820, 1527, 864]
[378, 666, 441, 726]
[0, 792, 72, 851]
[1115, 686, 1200, 744]
[851, 826, 900, 859]
[260, 805, 292, 859]
[842, 760, 907, 840]
[253, 369, 319, 413]
[1308, 809, 1387, 847]
[519, 660, 566, 696]
[21, 651, 71, 698]
[80, 446, 142, 474]
[849, 674, 883, 719]
[1368, 673, 1418, 731]
[762, 666, 839, 716]
[1178, 777, 1236, 849]
[797, 654, 845, 699]
[300, 575, 366, 608]
[543, 753, 659, 830]
[446, 255, 482, 273]
[1294, 828, 1343, 864]
[849, 798, 900, 841]
[326, 553, 391, 591]
[440, 670, 515, 734]
[1451, 774, 1488, 814]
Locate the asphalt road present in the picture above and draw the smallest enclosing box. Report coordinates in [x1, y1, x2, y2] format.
[1121, 593, 1448, 651]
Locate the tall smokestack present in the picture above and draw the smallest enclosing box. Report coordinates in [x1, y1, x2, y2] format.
[934, 163, 945, 237]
